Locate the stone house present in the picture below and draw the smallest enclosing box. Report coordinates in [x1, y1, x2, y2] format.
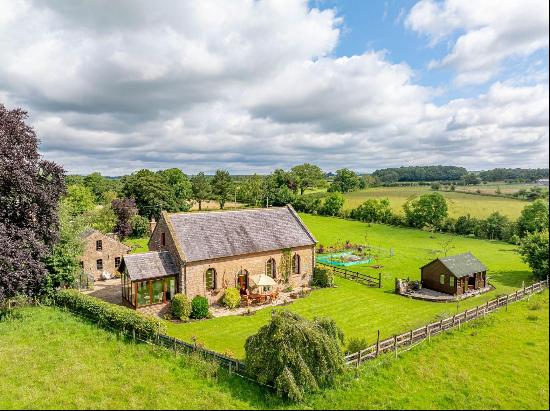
[119, 205, 317, 309]
[80, 228, 131, 281]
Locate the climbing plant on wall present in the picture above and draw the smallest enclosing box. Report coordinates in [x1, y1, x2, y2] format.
[279, 248, 292, 283]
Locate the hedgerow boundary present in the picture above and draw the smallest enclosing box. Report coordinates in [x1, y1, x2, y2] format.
[345, 277, 549, 366]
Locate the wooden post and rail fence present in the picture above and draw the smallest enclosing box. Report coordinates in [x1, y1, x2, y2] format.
[317, 262, 382, 288]
[344, 276, 549, 367]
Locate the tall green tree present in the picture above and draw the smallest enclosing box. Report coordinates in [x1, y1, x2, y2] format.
[63, 184, 96, 216]
[518, 230, 549, 280]
[484, 212, 510, 240]
[463, 173, 481, 185]
[516, 199, 549, 237]
[328, 168, 360, 193]
[321, 192, 345, 216]
[237, 174, 264, 206]
[211, 169, 234, 209]
[403, 192, 448, 229]
[122, 169, 177, 218]
[84, 171, 110, 203]
[290, 163, 325, 195]
[190, 172, 211, 211]
[263, 172, 296, 206]
[43, 202, 85, 294]
[158, 168, 192, 211]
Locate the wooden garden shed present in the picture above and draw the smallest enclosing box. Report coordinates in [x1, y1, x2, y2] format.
[420, 252, 487, 296]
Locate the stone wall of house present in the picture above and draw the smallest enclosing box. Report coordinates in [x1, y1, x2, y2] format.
[184, 245, 315, 304]
[81, 231, 130, 281]
[148, 212, 185, 287]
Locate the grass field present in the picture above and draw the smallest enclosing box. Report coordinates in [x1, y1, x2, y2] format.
[165, 214, 533, 358]
[1, 292, 547, 409]
[342, 186, 530, 219]
[123, 237, 149, 254]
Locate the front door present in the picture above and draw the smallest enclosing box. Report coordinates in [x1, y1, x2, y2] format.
[238, 270, 248, 291]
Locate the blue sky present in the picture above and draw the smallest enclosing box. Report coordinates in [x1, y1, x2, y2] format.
[0, 0, 548, 174]
[317, 0, 549, 102]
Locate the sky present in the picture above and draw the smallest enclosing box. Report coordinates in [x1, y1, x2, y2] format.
[0, 0, 548, 175]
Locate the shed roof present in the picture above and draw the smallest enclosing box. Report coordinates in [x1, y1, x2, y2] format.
[423, 252, 487, 278]
[122, 251, 178, 281]
[167, 205, 316, 263]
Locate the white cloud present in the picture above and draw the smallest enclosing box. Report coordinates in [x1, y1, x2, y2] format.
[406, 0, 549, 85]
[0, 0, 548, 175]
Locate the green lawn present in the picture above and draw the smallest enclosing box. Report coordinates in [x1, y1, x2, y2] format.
[123, 237, 149, 254]
[0, 306, 268, 409]
[342, 186, 530, 219]
[1, 293, 547, 409]
[166, 214, 533, 358]
[308, 290, 549, 410]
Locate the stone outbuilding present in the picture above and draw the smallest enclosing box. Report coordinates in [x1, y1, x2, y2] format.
[80, 228, 131, 281]
[119, 205, 317, 309]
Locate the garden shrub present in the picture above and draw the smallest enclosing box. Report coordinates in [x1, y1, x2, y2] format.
[346, 337, 370, 354]
[171, 293, 192, 320]
[191, 295, 209, 319]
[223, 288, 241, 309]
[312, 267, 334, 288]
[245, 310, 344, 402]
[55, 289, 165, 339]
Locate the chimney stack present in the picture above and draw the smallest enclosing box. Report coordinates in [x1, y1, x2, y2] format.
[149, 218, 157, 234]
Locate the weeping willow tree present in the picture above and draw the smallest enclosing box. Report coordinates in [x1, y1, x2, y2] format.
[244, 311, 344, 401]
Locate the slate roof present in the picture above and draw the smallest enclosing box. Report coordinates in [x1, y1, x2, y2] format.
[167, 205, 316, 263]
[122, 251, 178, 281]
[424, 252, 487, 278]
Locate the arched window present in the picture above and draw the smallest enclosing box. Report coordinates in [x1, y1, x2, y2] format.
[292, 253, 300, 274]
[266, 258, 276, 278]
[205, 268, 216, 290]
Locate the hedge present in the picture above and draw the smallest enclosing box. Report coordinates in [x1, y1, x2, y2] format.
[55, 289, 166, 339]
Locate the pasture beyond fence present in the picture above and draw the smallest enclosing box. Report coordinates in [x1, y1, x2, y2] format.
[345, 277, 549, 366]
[317, 262, 381, 288]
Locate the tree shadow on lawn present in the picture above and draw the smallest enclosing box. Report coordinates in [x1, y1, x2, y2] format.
[489, 270, 533, 288]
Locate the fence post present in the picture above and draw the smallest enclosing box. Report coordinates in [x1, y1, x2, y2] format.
[375, 330, 380, 357]
[476, 306, 479, 318]
[428, 327, 431, 342]
[357, 350, 362, 367]
[486, 300, 489, 314]
[394, 335, 398, 358]
[506, 294, 509, 311]
[378, 272, 382, 288]
[439, 319, 443, 331]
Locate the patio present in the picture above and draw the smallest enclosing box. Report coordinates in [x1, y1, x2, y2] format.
[210, 286, 311, 318]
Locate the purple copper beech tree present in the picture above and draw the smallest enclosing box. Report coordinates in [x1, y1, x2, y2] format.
[0, 104, 65, 301]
